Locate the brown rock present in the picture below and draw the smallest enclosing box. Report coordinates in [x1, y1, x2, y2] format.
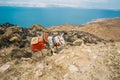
[73, 39, 84, 46]
[29, 24, 48, 32]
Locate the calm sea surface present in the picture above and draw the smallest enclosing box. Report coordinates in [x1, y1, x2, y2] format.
[0, 6, 120, 28]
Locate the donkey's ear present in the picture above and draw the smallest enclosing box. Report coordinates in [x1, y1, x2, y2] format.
[61, 33, 64, 37]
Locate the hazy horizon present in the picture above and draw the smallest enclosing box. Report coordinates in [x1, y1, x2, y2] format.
[0, 0, 120, 10]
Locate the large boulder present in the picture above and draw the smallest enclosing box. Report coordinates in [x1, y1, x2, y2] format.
[9, 33, 21, 42]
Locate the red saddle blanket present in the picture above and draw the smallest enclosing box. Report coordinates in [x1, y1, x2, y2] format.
[31, 36, 45, 52]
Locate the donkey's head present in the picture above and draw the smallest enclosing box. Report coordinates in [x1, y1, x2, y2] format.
[59, 33, 65, 46]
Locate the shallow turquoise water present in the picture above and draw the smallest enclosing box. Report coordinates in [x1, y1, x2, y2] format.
[0, 6, 120, 28]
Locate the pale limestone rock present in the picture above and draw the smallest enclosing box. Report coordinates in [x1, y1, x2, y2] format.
[0, 63, 10, 73]
[68, 64, 79, 73]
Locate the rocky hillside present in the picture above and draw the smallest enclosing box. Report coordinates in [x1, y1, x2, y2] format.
[79, 18, 120, 41]
[0, 18, 120, 80]
[48, 18, 120, 41]
[0, 41, 120, 80]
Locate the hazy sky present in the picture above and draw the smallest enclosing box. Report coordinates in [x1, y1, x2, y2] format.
[0, 0, 120, 9]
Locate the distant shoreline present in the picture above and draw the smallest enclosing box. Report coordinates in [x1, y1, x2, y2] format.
[0, 5, 120, 11]
[0, 17, 120, 28]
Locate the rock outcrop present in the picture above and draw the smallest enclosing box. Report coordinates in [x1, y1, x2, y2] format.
[29, 24, 48, 32]
[0, 22, 15, 29]
[56, 30, 106, 45]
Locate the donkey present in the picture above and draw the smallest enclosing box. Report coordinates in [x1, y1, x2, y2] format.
[31, 32, 65, 56]
[48, 33, 66, 53]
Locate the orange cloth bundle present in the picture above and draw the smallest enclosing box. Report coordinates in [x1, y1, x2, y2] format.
[31, 36, 45, 52]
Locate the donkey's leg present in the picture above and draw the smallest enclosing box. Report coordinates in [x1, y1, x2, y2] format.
[50, 46, 54, 55]
[54, 44, 58, 53]
[50, 46, 57, 55]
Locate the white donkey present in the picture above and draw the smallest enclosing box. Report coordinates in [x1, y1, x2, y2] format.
[48, 33, 66, 53]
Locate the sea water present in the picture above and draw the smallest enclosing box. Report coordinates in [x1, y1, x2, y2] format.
[0, 6, 120, 28]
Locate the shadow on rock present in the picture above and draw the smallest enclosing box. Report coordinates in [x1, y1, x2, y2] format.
[10, 49, 32, 59]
